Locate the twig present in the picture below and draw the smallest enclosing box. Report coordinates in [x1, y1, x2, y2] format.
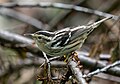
[68, 56, 87, 84]
[40, 56, 61, 68]
[87, 0, 119, 23]
[0, 2, 119, 20]
[0, 29, 42, 56]
[83, 61, 120, 78]
[77, 53, 120, 77]
[0, 8, 47, 30]
[49, 56, 61, 61]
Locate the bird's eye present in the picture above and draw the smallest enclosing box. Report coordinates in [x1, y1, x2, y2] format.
[38, 37, 41, 39]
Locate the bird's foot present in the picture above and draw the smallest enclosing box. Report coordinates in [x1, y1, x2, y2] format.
[70, 51, 83, 69]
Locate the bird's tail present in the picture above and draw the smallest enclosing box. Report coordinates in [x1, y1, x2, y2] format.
[70, 16, 113, 41]
[87, 16, 113, 29]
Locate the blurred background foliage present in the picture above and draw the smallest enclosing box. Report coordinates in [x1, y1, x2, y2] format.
[0, 0, 120, 84]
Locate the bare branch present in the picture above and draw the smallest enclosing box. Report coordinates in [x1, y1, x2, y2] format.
[0, 2, 119, 20]
[0, 30, 42, 56]
[83, 61, 120, 78]
[68, 57, 87, 84]
[77, 53, 120, 77]
[0, 8, 47, 30]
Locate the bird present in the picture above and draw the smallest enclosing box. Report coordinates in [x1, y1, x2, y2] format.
[27, 16, 112, 81]
[30, 16, 112, 57]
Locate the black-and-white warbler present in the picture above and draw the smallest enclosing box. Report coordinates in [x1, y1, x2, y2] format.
[30, 17, 112, 56]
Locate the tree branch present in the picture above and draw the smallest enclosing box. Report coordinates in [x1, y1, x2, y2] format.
[68, 55, 87, 84]
[83, 61, 120, 78]
[77, 53, 120, 77]
[0, 2, 119, 20]
[0, 8, 47, 30]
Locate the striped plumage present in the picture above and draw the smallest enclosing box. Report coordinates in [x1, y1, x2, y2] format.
[31, 17, 112, 56]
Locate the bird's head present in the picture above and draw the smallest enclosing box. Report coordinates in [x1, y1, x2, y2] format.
[28, 31, 54, 43]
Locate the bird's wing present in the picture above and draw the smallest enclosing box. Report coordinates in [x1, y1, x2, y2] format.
[51, 28, 71, 47]
[70, 16, 113, 41]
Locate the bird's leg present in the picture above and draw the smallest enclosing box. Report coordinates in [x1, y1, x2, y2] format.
[37, 55, 61, 81]
[42, 51, 52, 81]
